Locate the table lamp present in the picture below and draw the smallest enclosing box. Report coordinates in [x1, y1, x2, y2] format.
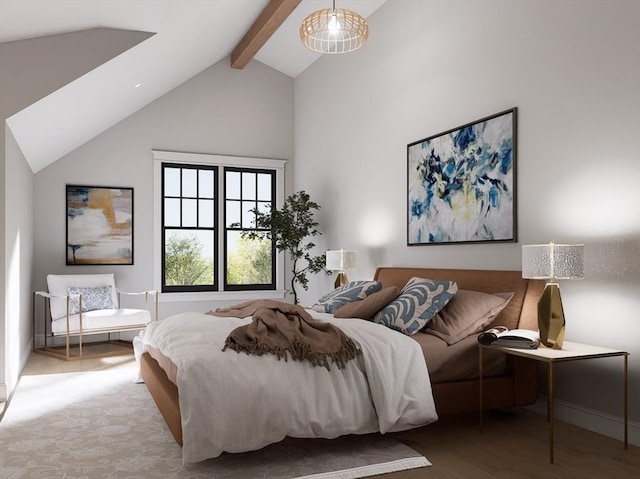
[522, 242, 584, 349]
[326, 249, 357, 288]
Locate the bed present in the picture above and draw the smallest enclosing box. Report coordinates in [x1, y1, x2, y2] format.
[137, 267, 543, 462]
[372, 267, 543, 416]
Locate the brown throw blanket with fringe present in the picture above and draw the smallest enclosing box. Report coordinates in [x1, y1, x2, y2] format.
[209, 299, 361, 371]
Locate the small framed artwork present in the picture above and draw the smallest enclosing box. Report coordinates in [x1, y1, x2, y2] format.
[66, 185, 134, 265]
[407, 108, 517, 245]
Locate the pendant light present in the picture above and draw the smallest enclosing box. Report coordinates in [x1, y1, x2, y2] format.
[300, 0, 369, 54]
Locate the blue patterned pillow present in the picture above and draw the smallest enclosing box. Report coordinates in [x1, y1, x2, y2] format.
[312, 281, 383, 314]
[67, 285, 115, 315]
[373, 277, 458, 335]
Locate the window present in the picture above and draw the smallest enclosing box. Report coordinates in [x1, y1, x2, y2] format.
[153, 151, 286, 299]
[224, 168, 276, 290]
[162, 163, 217, 292]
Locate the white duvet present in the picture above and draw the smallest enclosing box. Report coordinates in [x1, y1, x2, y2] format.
[135, 310, 438, 463]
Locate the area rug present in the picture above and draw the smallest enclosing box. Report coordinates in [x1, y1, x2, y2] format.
[0, 368, 430, 478]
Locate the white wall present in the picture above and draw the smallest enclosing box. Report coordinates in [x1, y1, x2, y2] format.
[0, 129, 5, 400]
[2, 127, 34, 399]
[294, 0, 640, 443]
[33, 57, 294, 322]
[0, 27, 161, 401]
[0, 125, 34, 401]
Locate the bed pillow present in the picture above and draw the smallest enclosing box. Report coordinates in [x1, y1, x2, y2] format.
[311, 281, 383, 314]
[425, 290, 514, 345]
[373, 277, 458, 335]
[67, 285, 115, 315]
[333, 286, 401, 319]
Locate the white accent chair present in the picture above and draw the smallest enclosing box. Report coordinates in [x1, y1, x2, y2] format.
[33, 273, 158, 360]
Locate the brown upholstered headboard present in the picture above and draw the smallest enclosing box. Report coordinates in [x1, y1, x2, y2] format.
[373, 267, 544, 331]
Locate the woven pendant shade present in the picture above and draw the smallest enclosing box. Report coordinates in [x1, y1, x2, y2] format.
[300, 6, 369, 54]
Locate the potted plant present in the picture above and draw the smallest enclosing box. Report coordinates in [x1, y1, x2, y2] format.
[243, 190, 326, 304]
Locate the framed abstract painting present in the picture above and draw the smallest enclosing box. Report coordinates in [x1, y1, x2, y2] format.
[66, 185, 134, 265]
[407, 108, 517, 245]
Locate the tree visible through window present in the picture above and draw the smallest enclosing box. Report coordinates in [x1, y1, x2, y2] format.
[164, 233, 213, 286]
[224, 168, 275, 290]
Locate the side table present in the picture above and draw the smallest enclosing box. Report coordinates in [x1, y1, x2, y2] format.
[479, 341, 629, 464]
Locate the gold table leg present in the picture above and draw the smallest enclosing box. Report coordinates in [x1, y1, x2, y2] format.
[624, 354, 628, 449]
[479, 346, 483, 431]
[549, 362, 554, 464]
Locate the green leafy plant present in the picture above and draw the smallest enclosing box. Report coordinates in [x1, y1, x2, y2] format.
[242, 190, 326, 304]
[226, 235, 272, 285]
[164, 234, 213, 285]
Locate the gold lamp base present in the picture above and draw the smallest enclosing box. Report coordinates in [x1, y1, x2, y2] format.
[538, 282, 566, 350]
[334, 272, 348, 288]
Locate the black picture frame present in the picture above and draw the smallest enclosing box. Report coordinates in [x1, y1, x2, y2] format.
[407, 108, 517, 245]
[66, 184, 134, 265]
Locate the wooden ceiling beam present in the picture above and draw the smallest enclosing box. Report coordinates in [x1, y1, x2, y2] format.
[231, 0, 303, 70]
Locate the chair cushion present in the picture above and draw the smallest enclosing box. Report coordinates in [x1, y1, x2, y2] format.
[67, 285, 115, 315]
[51, 308, 151, 335]
[47, 274, 118, 320]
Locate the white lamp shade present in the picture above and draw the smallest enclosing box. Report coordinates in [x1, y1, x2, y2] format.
[326, 249, 357, 271]
[522, 243, 584, 280]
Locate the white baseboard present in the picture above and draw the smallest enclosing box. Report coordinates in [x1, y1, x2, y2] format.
[0, 339, 34, 402]
[21, 338, 33, 372]
[526, 396, 640, 447]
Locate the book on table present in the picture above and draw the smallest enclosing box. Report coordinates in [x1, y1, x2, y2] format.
[477, 326, 540, 349]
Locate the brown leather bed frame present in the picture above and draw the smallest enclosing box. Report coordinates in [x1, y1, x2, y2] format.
[140, 267, 544, 446]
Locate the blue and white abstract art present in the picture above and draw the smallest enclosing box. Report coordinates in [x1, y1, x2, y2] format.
[407, 108, 516, 245]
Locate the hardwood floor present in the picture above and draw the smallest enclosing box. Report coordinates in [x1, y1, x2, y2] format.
[0, 345, 136, 420]
[390, 410, 638, 479]
[6, 350, 640, 478]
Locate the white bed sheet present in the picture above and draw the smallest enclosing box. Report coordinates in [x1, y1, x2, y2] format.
[136, 310, 437, 463]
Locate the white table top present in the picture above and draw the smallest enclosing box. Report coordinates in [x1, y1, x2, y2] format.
[482, 341, 629, 363]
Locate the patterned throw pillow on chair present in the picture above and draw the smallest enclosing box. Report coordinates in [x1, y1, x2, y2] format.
[311, 281, 383, 314]
[373, 277, 458, 335]
[67, 285, 115, 315]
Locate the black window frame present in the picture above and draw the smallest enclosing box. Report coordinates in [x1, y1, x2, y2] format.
[223, 167, 277, 292]
[161, 162, 218, 293]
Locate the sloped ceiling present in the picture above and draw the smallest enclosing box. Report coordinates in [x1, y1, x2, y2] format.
[0, 0, 386, 173]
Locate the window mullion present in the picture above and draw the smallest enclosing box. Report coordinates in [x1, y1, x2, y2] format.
[219, 167, 227, 291]
[179, 168, 183, 227]
[196, 169, 200, 229]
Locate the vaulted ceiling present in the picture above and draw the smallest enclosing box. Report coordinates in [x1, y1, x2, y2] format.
[0, 0, 386, 172]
